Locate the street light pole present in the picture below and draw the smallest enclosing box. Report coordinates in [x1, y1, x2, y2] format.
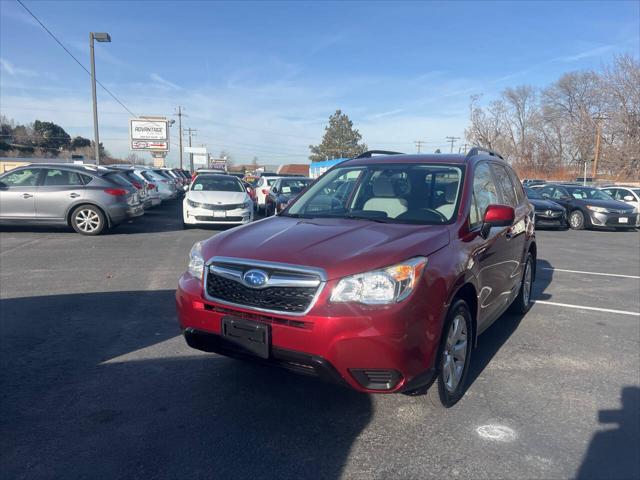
[89, 32, 111, 165]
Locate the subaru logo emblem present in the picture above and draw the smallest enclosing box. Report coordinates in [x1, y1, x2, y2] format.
[243, 269, 268, 288]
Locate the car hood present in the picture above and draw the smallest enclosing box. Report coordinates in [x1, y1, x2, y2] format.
[201, 216, 450, 280]
[529, 199, 564, 210]
[187, 190, 247, 205]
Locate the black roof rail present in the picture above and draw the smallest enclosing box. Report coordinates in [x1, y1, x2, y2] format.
[353, 150, 404, 159]
[466, 147, 504, 160]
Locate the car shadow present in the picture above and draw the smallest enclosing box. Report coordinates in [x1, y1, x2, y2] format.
[575, 386, 640, 479]
[464, 257, 555, 393]
[1, 290, 372, 479]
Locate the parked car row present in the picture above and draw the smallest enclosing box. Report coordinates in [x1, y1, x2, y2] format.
[0, 163, 190, 235]
[525, 182, 639, 230]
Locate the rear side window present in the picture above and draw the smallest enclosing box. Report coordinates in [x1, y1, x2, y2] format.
[492, 164, 518, 207]
[470, 162, 499, 226]
[104, 172, 133, 188]
[42, 169, 84, 186]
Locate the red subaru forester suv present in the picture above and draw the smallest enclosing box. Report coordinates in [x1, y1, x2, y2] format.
[176, 148, 536, 406]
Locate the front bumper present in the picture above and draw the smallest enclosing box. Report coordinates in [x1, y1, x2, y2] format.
[176, 273, 441, 393]
[535, 211, 566, 228]
[588, 211, 639, 228]
[184, 206, 252, 225]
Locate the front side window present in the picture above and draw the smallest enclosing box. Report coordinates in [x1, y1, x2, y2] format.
[552, 187, 569, 200]
[286, 164, 463, 225]
[191, 176, 244, 192]
[492, 164, 518, 207]
[42, 169, 84, 186]
[471, 162, 499, 224]
[1, 168, 40, 186]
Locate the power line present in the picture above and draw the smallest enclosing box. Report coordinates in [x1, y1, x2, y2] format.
[445, 136, 461, 153]
[16, 0, 137, 118]
[15, 0, 182, 152]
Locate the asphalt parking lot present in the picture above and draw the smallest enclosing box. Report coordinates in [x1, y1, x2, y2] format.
[1, 201, 639, 480]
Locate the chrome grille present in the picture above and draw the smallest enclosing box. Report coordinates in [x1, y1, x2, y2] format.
[204, 257, 325, 316]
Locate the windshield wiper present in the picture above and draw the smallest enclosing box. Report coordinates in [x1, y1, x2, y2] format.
[344, 213, 394, 223]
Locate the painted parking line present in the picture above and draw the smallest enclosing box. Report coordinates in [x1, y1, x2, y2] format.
[534, 300, 640, 317]
[540, 267, 640, 280]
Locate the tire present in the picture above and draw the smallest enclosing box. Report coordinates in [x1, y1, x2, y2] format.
[70, 205, 106, 235]
[428, 299, 473, 408]
[510, 252, 534, 315]
[569, 210, 585, 230]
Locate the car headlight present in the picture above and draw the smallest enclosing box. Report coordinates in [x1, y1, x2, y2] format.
[586, 205, 610, 213]
[242, 200, 252, 209]
[187, 241, 205, 280]
[330, 257, 427, 305]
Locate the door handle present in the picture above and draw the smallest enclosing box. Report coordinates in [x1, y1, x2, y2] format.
[69, 193, 81, 198]
[21, 193, 33, 199]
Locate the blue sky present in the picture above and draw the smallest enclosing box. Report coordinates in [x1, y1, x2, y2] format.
[1, 0, 638, 166]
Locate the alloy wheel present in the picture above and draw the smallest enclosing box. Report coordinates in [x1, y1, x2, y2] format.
[75, 209, 101, 233]
[569, 212, 582, 229]
[523, 259, 533, 305]
[442, 314, 468, 393]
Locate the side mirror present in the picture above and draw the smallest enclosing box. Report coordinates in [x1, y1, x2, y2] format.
[560, 195, 572, 201]
[481, 204, 515, 238]
[623, 195, 634, 202]
[271, 188, 278, 194]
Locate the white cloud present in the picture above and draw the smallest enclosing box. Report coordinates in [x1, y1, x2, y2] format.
[150, 73, 181, 90]
[0, 58, 36, 77]
[556, 45, 616, 62]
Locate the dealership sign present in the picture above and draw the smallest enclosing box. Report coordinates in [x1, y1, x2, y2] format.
[130, 117, 169, 151]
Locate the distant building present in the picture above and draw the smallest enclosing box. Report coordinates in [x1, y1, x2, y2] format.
[277, 164, 309, 176]
[309, 158, 349, 179]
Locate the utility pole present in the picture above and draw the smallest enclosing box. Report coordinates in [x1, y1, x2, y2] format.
[184, 128, 197, 173]
[414, 140, 425, 153]
[174, 106, 185, 170]
[591, 116, 607, 179]
[446, 136, 461, 153]
[89, 32, 111, 165]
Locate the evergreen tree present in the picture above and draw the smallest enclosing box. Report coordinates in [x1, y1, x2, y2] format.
[309, 109, 367, 162]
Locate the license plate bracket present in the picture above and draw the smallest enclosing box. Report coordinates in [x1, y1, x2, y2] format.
[221, 317, 270, 359]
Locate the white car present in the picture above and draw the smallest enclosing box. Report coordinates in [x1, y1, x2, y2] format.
[183, 174, 254, 227]
[139, 169, 177, 201]
[600, 186, 640, 212]
[254, 176, 281, 212]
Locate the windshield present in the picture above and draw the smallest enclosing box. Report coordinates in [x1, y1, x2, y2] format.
[279, 179, 312, 194]
[525, 187, 543, 199]
[566, 187, 613, 200]
[285, 164, 463, 224]
[191, 175, 244, 192]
